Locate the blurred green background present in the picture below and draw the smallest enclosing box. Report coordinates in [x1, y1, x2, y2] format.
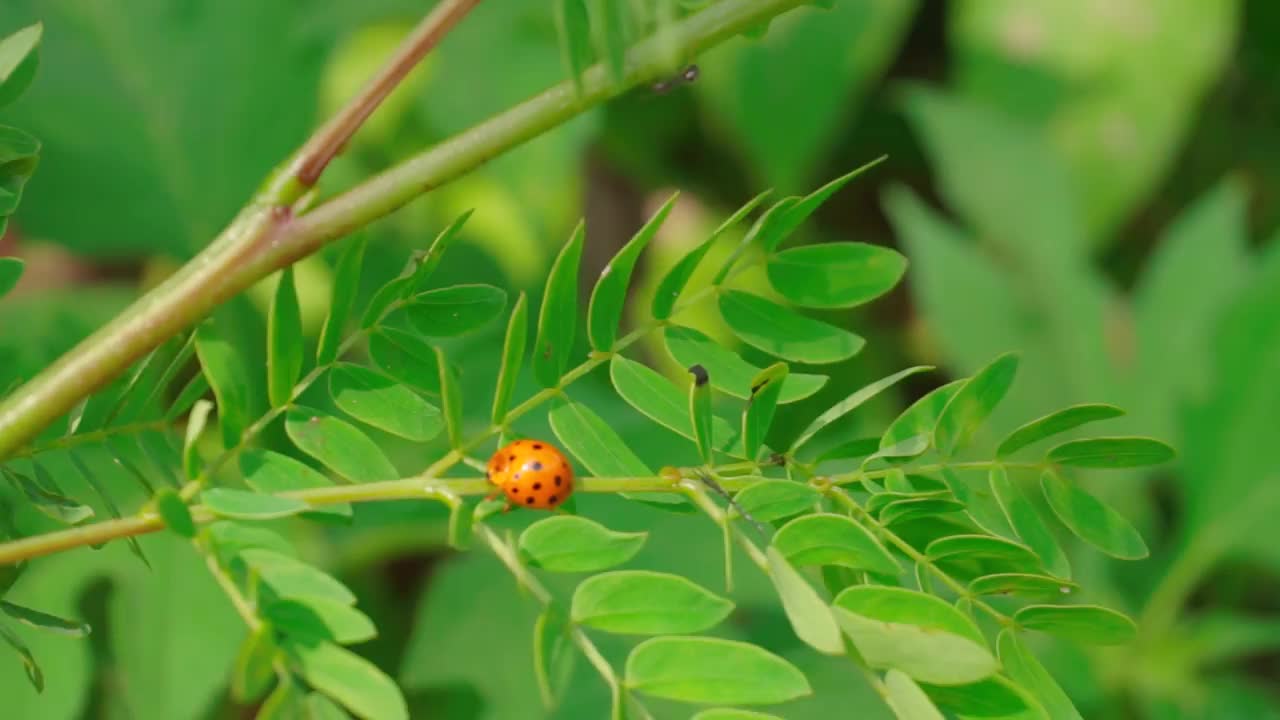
[1, 0, 1278, 718]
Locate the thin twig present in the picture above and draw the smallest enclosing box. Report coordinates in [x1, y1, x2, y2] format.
[289, 0, 484, 186]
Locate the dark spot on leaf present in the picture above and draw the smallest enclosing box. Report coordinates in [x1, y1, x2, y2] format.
[688, 364, 709, 387]
[533, 483, 542, 490]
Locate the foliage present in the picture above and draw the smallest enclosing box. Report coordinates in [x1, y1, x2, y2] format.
[0, 1, 1273, 719]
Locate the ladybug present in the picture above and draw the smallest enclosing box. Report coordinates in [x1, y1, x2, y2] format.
[486, 439, 574, 510]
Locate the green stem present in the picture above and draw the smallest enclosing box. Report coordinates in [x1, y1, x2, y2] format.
[6, 419, 168, 461]
[0, 0, 810, 460]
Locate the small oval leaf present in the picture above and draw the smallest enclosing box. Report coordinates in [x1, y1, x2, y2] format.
[267, 267, 304, 408]
[772, 513, 900, 575]
[328, 363, 443, 441]
[732, 480, 820, 523]
[1040, 471, 1148, 559]
[202, 489, 309, 520]
[491, 292, 528, 423]
[719, 290, 864, 364]
[664, 325, 827, 404]
[399, 284, 506, 337]
[880, 380, 965, 449]
[518, 516, 647, 573]
[989, 465, 1070, 578]
[589, 194, 676, 350]
[534, 222, 585, 387]
[792, 366, 932, 453]
[572, 571, 733, 635]
[1046, 437, 1176, 468]
[767, 242, 907, 309]
[968, 574, 1079, 601]
[286, 407, 399, 482]
[625, 636, 811, 705]
[1015, 605, 1137, 645]
[934, 353, 1019, 456]
[766, 547, 843, 655]
[367, 327, 440, 393]
[996, 404, 1125, 457]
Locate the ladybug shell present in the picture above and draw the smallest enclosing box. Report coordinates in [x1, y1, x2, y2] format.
[487, 440, 574, 510]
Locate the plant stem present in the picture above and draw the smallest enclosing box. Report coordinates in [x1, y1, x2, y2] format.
[288, 0, 484, 186]
[0, 0, 809, 459]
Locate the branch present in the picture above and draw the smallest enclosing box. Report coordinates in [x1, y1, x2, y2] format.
[287, 0, 484, 187]
[0, 0, 811, 459]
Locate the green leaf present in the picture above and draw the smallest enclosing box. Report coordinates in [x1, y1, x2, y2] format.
[880, 496, 965, 526]
[186, 404, 213, 476]
[0, 23, 41, 109]
[231, 626, 276, 703]
[688, 364, 714, 464]
[743, 363, 787, 459]
[264, 598, 376, 645]
[996, 404, 1125, 458]
[367, 327, 440, 394]
[491, 292, 528, 423]
[67, 453, 149, 567]
[154, 488, 196, 538]
[0, 601, 89, 637]
[0, 622, 42, 692]
[969, 574, 1079, 601]
[664, 326, 827, 404]
[328, 363, 442, 442]
[195, 318, 252, 447]
[692, 710, 783, 720]
[881, 380, 965, 449]
[241, 449, 350, 520]
[589, 194, 677, 350]
[608, 356, 736, 449]
[732, 480, 820, 523]
[518, 516, 647, 573]
[926, 534, 1042, 574]
[207, 521, 295, 563]
[405, 211, 473, 295]
[933, 352, 1019, 455]
[554, 0, 592, 95]
[997, 630, 1082, 720]
[833, 585, 995, 684]
[1046, 437, 1176, 469]
[285, 407, 398, 483]
[792, 366, 932, 453]
[766, 160, 887, 253]
[884, 669, 945, 720]
[919, 675, 1043, 719]
[0, 257, 23, 298]
[765, 547, 843, 655]
[589, 0, 628, 85]
[360, 277, 413, 330]
[307, 693, 353, 720]
[167, 372, 210, 423]
[533, 222, 585, 387]
[435, 347, 463, 449]
[651, 190, 772, 320]
[548, 399, 650, 477]
[772, 513, 900, 575]
[533, 607, 576, 708]
[718, 290, 864, 364]
[625, 636, 811, 705]
[3, 467, 93, 525]
[256, 679, 304, 720]
[317, 237, 366, 365]
[399, 284, 506, 337]
[284, 637, 408, 720]
[267, 267, 304, 408]
[1014, 605, 1137, 646]
[240, 549, 356, 605]
[571, 571, 733, 635]
[1040, 470, 1148, 560]
[767, 242, 906, 309]
[989, 466, 1070, 579]
[202, 489, 308, 521]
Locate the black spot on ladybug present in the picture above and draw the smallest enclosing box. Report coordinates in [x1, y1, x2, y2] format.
[514, 473, 521, 480]
[530, 461, 543, 471]
[555, 476, 562, 486]
[526, 497, 535, 505]
[533, 443, 543, 450]
[533, 483, 542, 490]
[689, 364, 709, 387]
[508, 455, 515, 461]
[511, 486, 519, 493]
[549, 495, 558, 504]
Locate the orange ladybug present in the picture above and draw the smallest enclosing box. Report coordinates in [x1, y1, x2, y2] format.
[486, 439, 574, 510]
